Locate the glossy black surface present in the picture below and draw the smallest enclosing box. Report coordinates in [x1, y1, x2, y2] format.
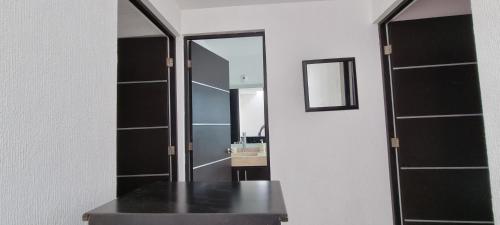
[117, 83, 168, 128]
[393, 65, 482, 116]
[398, 117, 487, 167]
[191, 42, 229, 89]
[401, 170, 493, 221]
[191, 84, 230, 124]
[389, 15, 476, 67]
[190, 41, 232, 182]
[118, 37, 168, 82]
[84, 181, 288, 225]
[230, 89, 240, 144]
[117, 129, 169, 175]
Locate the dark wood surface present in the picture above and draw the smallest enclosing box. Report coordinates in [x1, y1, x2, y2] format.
[117, 36, 172, 196]
[383, 14, 493, 224]
[83, 181, 288, 225]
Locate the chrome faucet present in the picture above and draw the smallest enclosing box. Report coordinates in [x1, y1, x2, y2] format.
[240, 132, 247, 150]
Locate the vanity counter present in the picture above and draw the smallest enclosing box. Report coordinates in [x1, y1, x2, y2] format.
[83, 181, 287, 225]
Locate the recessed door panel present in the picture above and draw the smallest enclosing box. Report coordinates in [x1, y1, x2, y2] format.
[117, 83, 168, 128]
[400, 170, 493, 221]
[393, 65, 482, 116]
[117, 129, 169, 175]
[397, 117, 487, 167]
[389, 16, 477, 67]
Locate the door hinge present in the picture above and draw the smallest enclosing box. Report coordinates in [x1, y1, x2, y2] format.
[384, 45, 392, 55]
[166, 58, 174, 68]
[188, 142, 193, 151]
[391, 137, 400, 148]
[168, 146, 176, 155]
[187, 60, 192, 69]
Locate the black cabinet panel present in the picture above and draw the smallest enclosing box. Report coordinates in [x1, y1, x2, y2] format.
[393, 65, 482, 116]
[118, 37, 168, 82]
[398, 117, 487, 167]
[232, 167, 269, 181]
[400, 170, 493, 221]
[192, 84, 230, 124]
[117, 129, 169, 175]
[117, 176, 169, 197]
[192, 125, 231, 167]
[193, 159, 232, 182]
[191, 42, 229, 90]
[118, 83, 168, 128]
[389, 15, 476, 67]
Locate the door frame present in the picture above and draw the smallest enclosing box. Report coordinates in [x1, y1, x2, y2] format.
[377, 1, 417, 225]
[183, 31, 271, 182]
[124, 0, 178, 181]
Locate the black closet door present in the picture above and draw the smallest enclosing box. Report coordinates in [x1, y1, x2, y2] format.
[388, 15, 493, 225]
[117, 37, 171, 196]
[190, 42, 232, 181]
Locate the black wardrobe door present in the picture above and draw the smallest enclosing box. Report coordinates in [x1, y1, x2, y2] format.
[190, 42, 232, 181]
[117, 37, 170, 196]
[388, 15, 493, 225]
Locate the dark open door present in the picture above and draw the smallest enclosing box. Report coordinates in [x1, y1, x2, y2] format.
[384, 15, 493, 225]
[189, 42, 232, 181]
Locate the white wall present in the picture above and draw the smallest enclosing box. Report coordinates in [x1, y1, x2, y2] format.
[393, 0, 471, 21]
[0, 0, 117, 224]
[371, 0, 404, 22]
[147, 0, 186, 181]
[182, 1, 394, 224]
[471, 0, 500, 221]
[148, 0, 181, 34]
[118, 0, 164, 38]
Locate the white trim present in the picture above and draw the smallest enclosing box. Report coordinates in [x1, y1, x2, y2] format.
[397, 113, 483, 119]
[118, 80, 168, 84]
[117, 173, 169, 178]
[193, 157, 231, 170]
[401, 166, 488, 170]
[192, 81, 229, 93]
[393, 62, 477, 70]
[192, 123, 230, 126]
[118, 126, 168, 131]
[405, 219, 494, 224]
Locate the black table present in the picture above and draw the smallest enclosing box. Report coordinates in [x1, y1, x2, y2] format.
[83, 181, 288, 225]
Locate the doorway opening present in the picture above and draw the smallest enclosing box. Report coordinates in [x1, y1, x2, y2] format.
[184, 32, 271, 182]
[116, 0, 177, 196]
[379, 1, 494, 225]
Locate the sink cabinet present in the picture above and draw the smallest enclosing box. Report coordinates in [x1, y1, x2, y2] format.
[232, 166, 269, 181]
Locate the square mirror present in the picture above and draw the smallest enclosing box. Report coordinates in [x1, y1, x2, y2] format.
[302, 57, 359, 112]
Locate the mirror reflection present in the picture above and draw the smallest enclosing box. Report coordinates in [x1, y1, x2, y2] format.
[303, 58, 358, 111]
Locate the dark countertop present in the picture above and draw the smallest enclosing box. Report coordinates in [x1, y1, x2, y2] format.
[83, 181, 288, 225]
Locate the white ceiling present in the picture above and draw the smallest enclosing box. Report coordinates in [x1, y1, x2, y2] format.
[177, 0, 335, 9]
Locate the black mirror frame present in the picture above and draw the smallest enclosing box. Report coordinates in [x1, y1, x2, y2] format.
[302, 57, 359, 112]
